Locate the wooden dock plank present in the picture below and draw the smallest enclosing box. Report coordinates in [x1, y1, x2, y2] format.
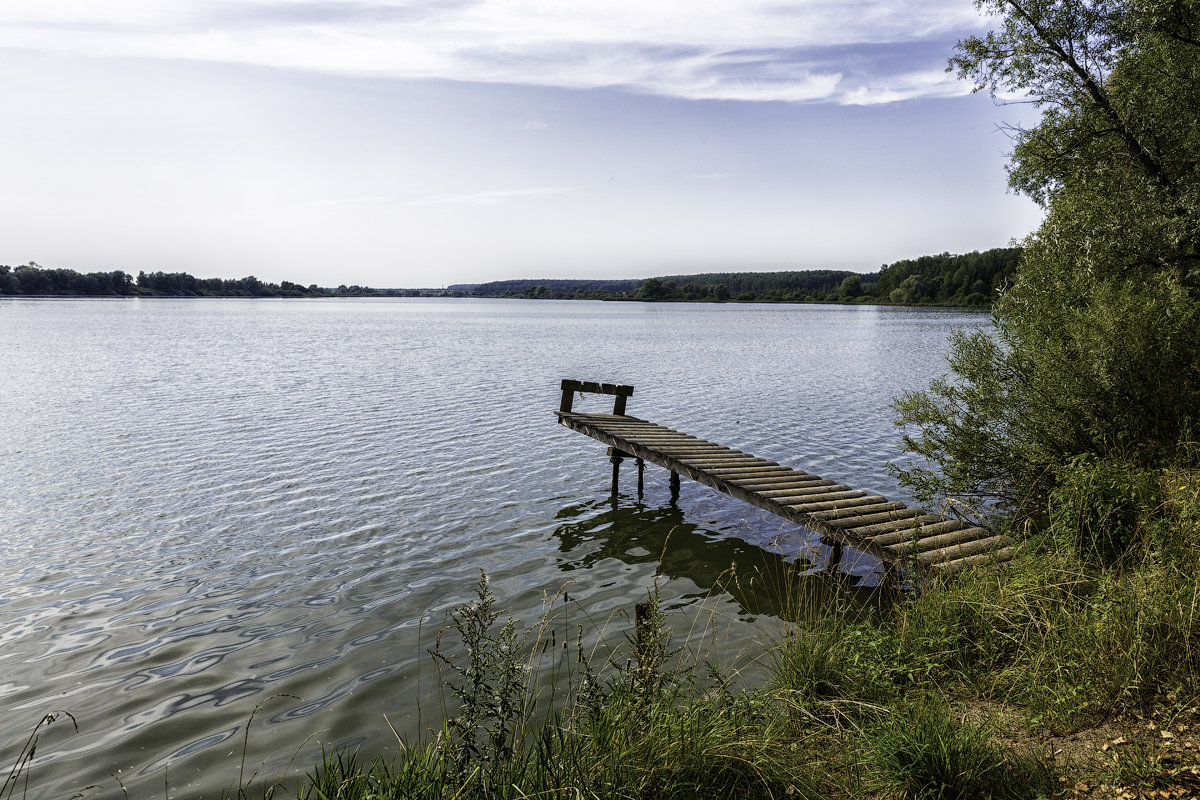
[779, 489, 871, 506]
[641, 444, 742, 452]
[870, 518, 967, 547]
[762, 484, 853, 500]
[934, 546, 1018, 574]
[679, 457, 777, 468]
[703, 467, 793, 479]
[852, 514, 948, 541]
[884, 526, 994, 555]
[786, 495, 886, 513]
[825, 507, 921, 530]
[736, 477, 834, 491]
[810, 500, 910, 519]
[917, 535, 1013, 567]
[555, 387, 1013, 575]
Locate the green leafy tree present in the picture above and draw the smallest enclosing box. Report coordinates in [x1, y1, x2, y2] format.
[893, 0, 1200, 518]
[635, 277, 669, 300]
[0, 265, 14, 294]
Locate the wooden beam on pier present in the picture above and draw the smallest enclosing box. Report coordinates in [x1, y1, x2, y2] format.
[555, 379, 1014, 576]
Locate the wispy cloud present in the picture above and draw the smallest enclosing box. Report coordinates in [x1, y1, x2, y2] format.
[402, 186, 573, 206]
[841, 68, 964, 105]
[308, 195, 396, 209]
[0, 1, 985, 104]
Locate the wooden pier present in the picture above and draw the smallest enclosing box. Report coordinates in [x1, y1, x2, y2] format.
[556, 379, 1016, 576]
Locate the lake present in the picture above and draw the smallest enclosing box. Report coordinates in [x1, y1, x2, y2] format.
[0, 297, 985, 797]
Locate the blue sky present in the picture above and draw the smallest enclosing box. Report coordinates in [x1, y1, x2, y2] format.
[0, 1, 1042, 288]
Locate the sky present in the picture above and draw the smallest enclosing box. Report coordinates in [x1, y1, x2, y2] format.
[0, 1, 1045, 288]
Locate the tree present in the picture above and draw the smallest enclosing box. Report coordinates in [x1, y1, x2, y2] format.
[635, 278, 668, 301]
[893, 0, 1200, 518]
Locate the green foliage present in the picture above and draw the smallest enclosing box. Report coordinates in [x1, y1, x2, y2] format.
[559, 688, 805, 800]
[625, 590, 682, 700]
[770, 615, 857, 705]
[471, 277, 643, 298]
[282, 577, 820, 800]
[295, 747, 446, 800]
[1003, 560, 1200, 726]
[0, 262, 136, 296]
[1003, 230, 1200, 460]
[652, 269, 861, 299]
[876, 512, 1200, 729]
[953, 0, 1200, 217]
[892, 326, 1048, 513]
[1047, 456, 1162, 565]
[895, 257, 1200, 518]
[839, 274, 863, 298]
[894, 0, 1200, 521]
[297, 575, 816, 800]
[430, 571, 533, 784]
[0, 262, 431, 297]
[556, 584, 808, 798]
[136, 270, 334, 298]
[769, 603, 892, 711]
[874, 248, 1022, 305]
[767, 509, 1200, 731]
[864, 697, 1052, 800]
[468, 250, 1021, 305]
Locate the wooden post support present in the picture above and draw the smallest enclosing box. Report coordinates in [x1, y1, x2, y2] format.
[636, 457, 645, 498]
[669, 471, 680, 503]
[879, 564, 904, 599]
[609, 447, 626, 495]
[828, 540, 844, 572]
[559, 384, 576, 413]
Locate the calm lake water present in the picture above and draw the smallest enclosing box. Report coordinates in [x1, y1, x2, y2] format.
[0, 297, 985, 797]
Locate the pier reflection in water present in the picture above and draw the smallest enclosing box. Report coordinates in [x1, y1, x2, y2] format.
[550, 497, 883, 620]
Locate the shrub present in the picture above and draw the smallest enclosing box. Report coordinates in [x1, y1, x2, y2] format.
[865, 697, 1052, 800]
[1048, 455, 1162, 565]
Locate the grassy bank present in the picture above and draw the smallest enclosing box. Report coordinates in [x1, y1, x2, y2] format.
[241, 466, 1200, 799]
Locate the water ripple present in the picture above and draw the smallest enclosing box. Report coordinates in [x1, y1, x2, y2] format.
[0, 297, 985, 797]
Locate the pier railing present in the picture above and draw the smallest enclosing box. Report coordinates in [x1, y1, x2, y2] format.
[559, 379, 635, 415]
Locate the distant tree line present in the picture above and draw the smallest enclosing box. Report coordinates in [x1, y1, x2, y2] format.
[3, 247, 1022, 305]
[1, 263, 139, 296]
[469, 278, 642, 298]
[470, 247, 1022, 306]
[0, 262, 456, 298]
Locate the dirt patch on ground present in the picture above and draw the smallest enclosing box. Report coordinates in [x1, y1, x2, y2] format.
[963, 697, 1200, 799]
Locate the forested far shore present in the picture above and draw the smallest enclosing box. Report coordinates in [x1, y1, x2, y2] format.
[0, 264, 439, 298]
[469, 246, 1021, 305]
[2, 246, 1021, 305]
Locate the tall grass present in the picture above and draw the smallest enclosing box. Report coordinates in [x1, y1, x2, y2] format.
[303, 559, 1073, 800]
[863, 696, 1053, 800]
[2, 712, 80, 800]
[290, 572, 813, 799]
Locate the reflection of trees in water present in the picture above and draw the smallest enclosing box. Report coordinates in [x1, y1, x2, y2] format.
[550, 498, 881, 619]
